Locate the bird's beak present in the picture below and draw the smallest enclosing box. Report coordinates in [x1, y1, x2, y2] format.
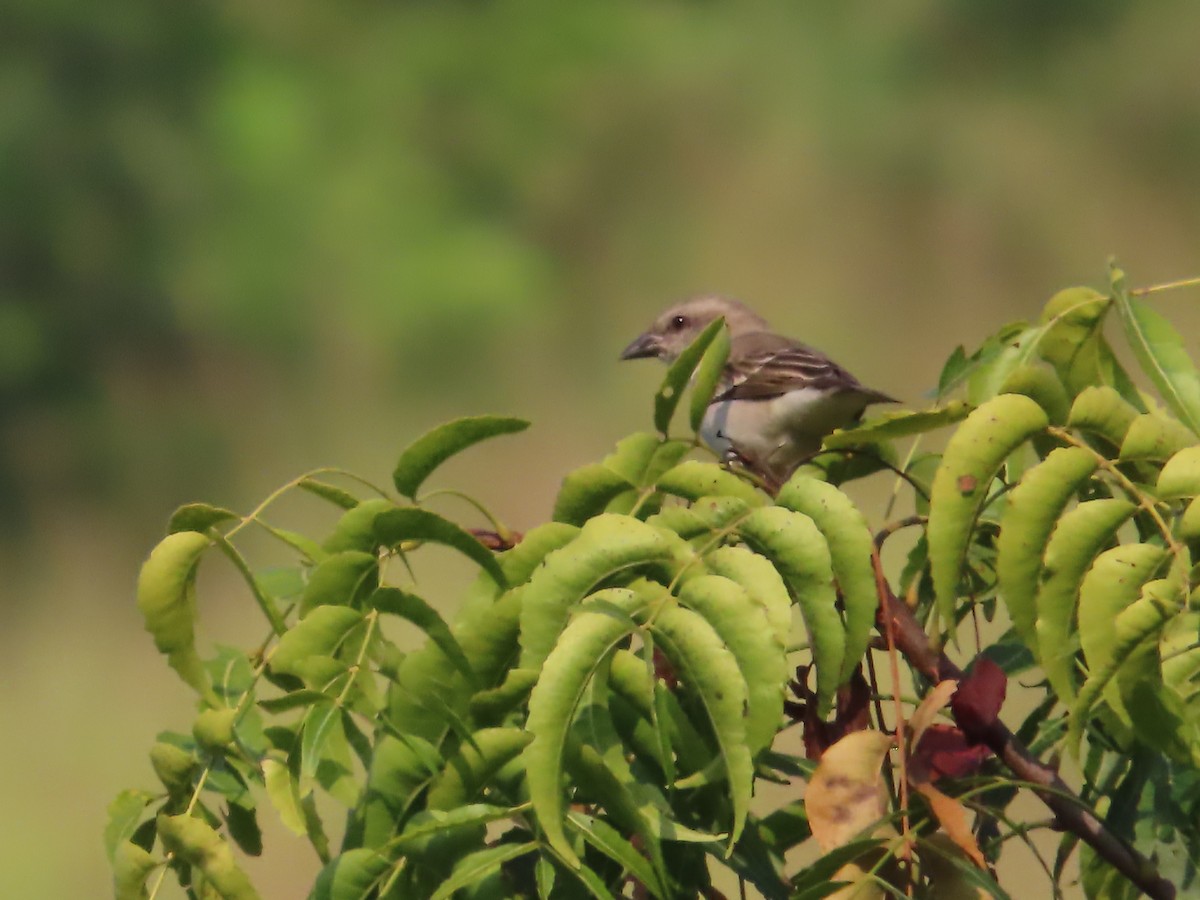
[620, 332, 662, 361]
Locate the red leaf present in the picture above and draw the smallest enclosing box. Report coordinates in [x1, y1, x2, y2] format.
[950, 656, 1006, 737]
[911, 724, 991, 782]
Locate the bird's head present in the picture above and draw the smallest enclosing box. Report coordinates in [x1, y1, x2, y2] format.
[620, 295, 769, 363]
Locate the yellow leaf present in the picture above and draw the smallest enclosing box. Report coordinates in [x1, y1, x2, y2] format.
[912, 781, 986, 869]
[909, 680, 958, 750]
[805, 730, 893, 852]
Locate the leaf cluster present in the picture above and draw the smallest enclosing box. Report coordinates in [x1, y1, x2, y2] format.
[109, 266, 1200, 899]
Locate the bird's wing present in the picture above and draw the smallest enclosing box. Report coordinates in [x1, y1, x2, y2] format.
[716, 333, 896, 403]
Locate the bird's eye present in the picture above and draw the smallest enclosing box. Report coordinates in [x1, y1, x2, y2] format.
[670, 315, 687, 331]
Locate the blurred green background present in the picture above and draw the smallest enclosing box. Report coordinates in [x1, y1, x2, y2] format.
[4, 1, 1200, 896]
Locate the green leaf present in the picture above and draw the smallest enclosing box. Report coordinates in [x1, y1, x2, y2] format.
[569, 812, 667, 899]
[1000, 364, 1071, 425]
[393, 415, 530, 499]
[738, 506, 842, 716]
[263, 758, 307, 837]
[654, 460, 765, 506]
[157, 813, 262, 900]
[1156, 446, 1200, 499]
[271, 606, 365, 678]
[995, 446, 1097, 651]
[300, 699, 344, 781]
[310, 847, 393, 900]
[112, 841, 158, 900]
[647, 495, 750, 543]
[370, 587, 476, 685]
[193, 707, 238, 753]
[519, 514, 681, 669]
[1113, 269, 1200, 435]
[1069, 577, 1184, 754]
[428, 841, 539, 900]
[299, 551, 379, 615]
[703, 545, 792, 647]
[677, 575, 786, 756]
[373, 507, 507, 588]
[168, 502, 238, 534]
[469, 668, 540, 725]
[135, 530, 215, 700]
[297, 477, 361, 510]
[1036, 286, 1111, 396]
[1078, 544, 1169, 727]
[1034, 498, 1137, 702]
[323, 498, 397, 554]
[927, 394, 1049, 634]
[224, 803, 263, 858]
[688, 325, 731, 433]
[553, 464, 634, 527]
[524, 588, 645, 865]
[655, 316, 727, 436]
[1066, 385, 1140, 449]
[776, 476, 877, 685]
[1118, 413, 1196, 462]
[105, 789, 154, 863]
[426, 728, 533, 810]
[822, 402, 971, 449]
[651, 604, 753, 852]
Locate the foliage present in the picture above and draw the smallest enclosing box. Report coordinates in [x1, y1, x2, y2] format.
[110, 265, 1200, 899]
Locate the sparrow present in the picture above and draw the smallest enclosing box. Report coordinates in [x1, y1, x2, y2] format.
[621, 295, 896, 485]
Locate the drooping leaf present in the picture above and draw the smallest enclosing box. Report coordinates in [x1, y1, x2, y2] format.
[524, 589, 645, 864]
[105, 789, 155, 863]
[654, 459, 766, 506]
[300, 551, 379, 615]
[1156, 446, 1200, 499]
[823, 403, 972, 449]
[136, 530, 215, 700]
[112, 841, 158, 900]
[804, 731, 892, 852]
[271, 606, 365, 679]
[738, 506, 842, 716]
[370, 587, 475, 685]
[323, 498, 398, 554]
[927, 394, 1049, 634]
[703, 545, 792, 646]
[518, 514, 682, 669]
[553, 464, 635, 526]
[426, 728, 533, 810]
[1066, 385, 1140, 450]
[1078, 544, 1169, 726]
[569, 811, 668, 900]
[157, 813, 262, 900]
[393, 415, 530, 500]
[1118, 413, 1196, 462]
[1069, 577, 1184, 754]
[776, 476, 877, 685]
[167, 502, 238, 534]
[297, 477, 361, 510]
[1034, 499, 1137, 701]
[651, 604, 754, 851]
[1000, 364, 1071, 425]
[677, 574, 787, 755]
[310, 847, 394, 900]
[1112, 269, 1200, 435]
[373, 507, 507, 588]
[655, 316, 727, 436]
[428, 841, 540, 900]
[995, 446, 1097, 651]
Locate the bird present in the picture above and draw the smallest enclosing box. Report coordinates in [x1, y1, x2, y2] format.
[621, 295, 896, 487]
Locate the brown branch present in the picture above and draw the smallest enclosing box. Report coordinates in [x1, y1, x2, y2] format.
[871, 559, 1176, 900]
